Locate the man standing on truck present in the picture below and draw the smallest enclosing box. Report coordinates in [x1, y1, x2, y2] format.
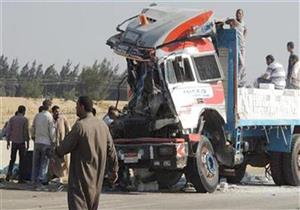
[290, 54, 300, 89]
[226, 9, 247, 87]
[256, 55, 286, 89]
[56, 96, 119, 210]
[286, 41, 296, 88]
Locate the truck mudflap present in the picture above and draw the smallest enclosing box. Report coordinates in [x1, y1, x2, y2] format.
[114, 138, 188, 169]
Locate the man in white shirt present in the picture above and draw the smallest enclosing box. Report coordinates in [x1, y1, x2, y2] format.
[290, 54, 300, 89]
[31, 99, 56, 189]
[256, 55, 286, 89]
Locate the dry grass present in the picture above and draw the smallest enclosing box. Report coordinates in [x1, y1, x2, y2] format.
[0, 97, 127, 128]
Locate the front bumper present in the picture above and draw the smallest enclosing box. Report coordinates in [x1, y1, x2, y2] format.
[114, 138, 188, 170]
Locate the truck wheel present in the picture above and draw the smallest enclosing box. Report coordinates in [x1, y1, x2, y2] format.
[186, 136, 219, 193]
[225, 163, 247, 184]
[269, 152, 285, 185]
[155, 170, 183, 189]
[283, 135, 300, 186]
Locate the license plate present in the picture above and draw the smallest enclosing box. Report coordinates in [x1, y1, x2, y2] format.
[124, 152, 139, 163]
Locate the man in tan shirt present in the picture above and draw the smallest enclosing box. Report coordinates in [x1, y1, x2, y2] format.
[52, 105, 70, 144]
[56, 96, 118, 210]
[52, 105, 70, 177]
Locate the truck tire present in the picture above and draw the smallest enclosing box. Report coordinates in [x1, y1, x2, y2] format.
[225, 163, 247, 184]
[155, 170, 183, 189]
[269, 152, 285, 185]
[283, 135, 300, 186]
[186, 136, 219, 193]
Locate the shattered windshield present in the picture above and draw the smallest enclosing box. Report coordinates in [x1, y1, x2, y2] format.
[193, 54, 221, 81]
[166, 57, 194, 84]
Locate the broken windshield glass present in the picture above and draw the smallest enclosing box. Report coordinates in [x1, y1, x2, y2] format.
[166, 57, 194, 84]
[193, 55, 221, 81]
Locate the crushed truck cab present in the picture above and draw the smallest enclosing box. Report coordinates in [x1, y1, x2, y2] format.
[106, 6, 300, 192]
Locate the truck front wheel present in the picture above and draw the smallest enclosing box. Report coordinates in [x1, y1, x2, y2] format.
[283, 135, 300, 186]
[186, 136, 219, 193]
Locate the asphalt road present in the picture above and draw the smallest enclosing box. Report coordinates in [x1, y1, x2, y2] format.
[1, 184, 299, 210]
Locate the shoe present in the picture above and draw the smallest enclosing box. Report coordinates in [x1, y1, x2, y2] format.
[35, 185, 42, 191]
[18, 180, 26, 184]
[182, 182, 196, 192]
[41, 185, 48, 191]
[35, 184, 48, 191]
[5, 175, 10, 182]
[42, 181, 49, 186]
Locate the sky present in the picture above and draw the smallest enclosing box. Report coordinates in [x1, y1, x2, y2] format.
[1, 0, 299, 83]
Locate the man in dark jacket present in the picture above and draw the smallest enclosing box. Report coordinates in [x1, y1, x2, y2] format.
[56, 96, 118, 210]
[6, 105, 30, 183]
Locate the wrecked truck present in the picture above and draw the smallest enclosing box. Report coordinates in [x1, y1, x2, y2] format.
[106, 6, 300, 193]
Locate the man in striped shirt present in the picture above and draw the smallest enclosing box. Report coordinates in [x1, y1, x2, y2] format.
[257, 55, 286, 89]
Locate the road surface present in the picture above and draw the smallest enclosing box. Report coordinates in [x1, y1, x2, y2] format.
[1, 183, 299, 210]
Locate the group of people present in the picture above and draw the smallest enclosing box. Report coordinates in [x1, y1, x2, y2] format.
[256, 42, 299, 90]
[5, 99, 70, 185]
[5, 96, 119, 210]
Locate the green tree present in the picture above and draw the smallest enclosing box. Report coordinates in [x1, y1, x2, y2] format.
[22, 79, 43, 98]
[35, 64, 44, 79]
[43, 64, 59, 97]
[3, 58, 20, 96]
[18, 62, 44, 97]
[0, 55, 11, 96]
[20, 63, 30, 78]
[44, 64, 58, 80]
[28, 61, 37, 78]
[79, 59, 118, 100]
[63, 87, 77, 101]
[0, 81, 5, 96]
[60, 60, 72, 81]
[69, 63, 80, 81]
[8, 58, 19, 79]
[0, 55, 9, 78]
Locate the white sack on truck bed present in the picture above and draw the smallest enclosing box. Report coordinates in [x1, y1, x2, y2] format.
[238, 88, 300, 120]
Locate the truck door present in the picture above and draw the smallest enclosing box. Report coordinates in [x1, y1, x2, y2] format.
[163, 55, 202, 130]
[164, 53, 225, 131]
